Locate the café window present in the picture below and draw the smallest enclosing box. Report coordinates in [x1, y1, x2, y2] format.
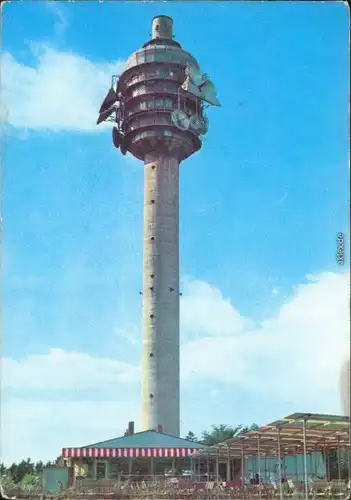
[96, 462, 106, 480]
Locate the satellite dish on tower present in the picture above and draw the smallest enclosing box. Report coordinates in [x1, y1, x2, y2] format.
[96, 106, 116, 125]
[189, 115, 208, 135]
[120, 138, 127, 156]
[181, 63, 221, 107]
[99, 87, 118, 114]
[97, 87, 119, 125]
[112, 127, 121, 149]
[171, 109, 190, 131]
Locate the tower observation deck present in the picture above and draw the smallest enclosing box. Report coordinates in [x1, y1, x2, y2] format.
[97, 16, 220, 436]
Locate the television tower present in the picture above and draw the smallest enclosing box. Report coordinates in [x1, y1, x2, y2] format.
[97, 16, 220, 436]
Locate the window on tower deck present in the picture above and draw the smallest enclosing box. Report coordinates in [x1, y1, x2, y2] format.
[127, 74, 136, 85]
[156, 69, 169, 78]
[132, 86, 146, 98]
[155, 98, 163, 108]
[154, 98, 173, 109]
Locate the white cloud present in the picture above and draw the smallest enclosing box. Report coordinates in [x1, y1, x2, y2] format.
[115, 324, 140, 346]
[0, 95, 8, 123]
[1, 349, 140, 463]
[1, 270, 349, 464]
[2, 348, 139, 390]
[45, 2, 68, 38]
[2, 46, 124, 132]
[181, 279, 255, 337]
[181, 270, 350, 413]
[210, 388, 220, 398]
[1, 399, 139, 465]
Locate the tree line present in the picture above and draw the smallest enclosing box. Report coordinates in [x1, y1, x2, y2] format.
[0, 457, 61, 485]
[185, 423, 259, 445]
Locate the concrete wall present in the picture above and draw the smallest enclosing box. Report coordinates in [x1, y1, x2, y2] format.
[141, 154, 180, 436]
[42, 466, 71, 494]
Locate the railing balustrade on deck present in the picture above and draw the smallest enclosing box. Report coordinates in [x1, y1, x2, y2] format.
[67, 474, 351, 500]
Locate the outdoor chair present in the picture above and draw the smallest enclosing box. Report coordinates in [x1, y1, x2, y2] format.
[310, 481, 330, 499]
[205, 481, 215, 490]
[282, 479, 296, 498]
[229, 486, 242, 499]
[260, 483, 277, 499]
[248, 484, 260, 496]
[330, 480, 346, 498]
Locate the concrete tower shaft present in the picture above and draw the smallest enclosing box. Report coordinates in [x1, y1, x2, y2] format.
[142, 153, 180, 435]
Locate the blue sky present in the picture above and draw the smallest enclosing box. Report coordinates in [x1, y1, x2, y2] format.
[1, 1, 349, 464]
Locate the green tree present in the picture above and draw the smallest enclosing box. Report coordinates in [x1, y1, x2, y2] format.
[201, 424, 242, 445]
[7, 458, 36, 483]
[241, 424, 259, 433]
[184, 431, 199, 442]
[34, 461, 44, 474]
[201, 423, 259, 445]
[1, 456, 57, 493]
[9, 462, 20, 483]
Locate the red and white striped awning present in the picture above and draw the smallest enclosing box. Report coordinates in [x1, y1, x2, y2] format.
[62, 447, 199, 459]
